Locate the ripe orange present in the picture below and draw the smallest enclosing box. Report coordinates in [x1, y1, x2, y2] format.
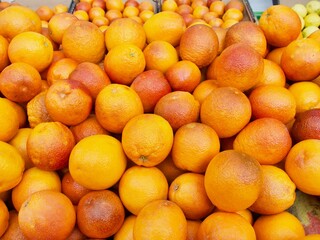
[212, 27, 227, 54]
[138, 0, 154, 12]
[92, 16, 109, 27]
[35, 5, 54, 22]
[154, 91, 200, 131]
[172, 122, 220, 173]
[162, 0, 178, 11]
[53, 3, 68, 14]
[281, 38, 320, 81]
[143, 40, 179, 74]
[27, 122, 75, 171]
[169, 172, 214, 220]
[105, 9, 122, 22]
[143, 11, 186, 47]
[249, 165, 296, 215]
[253, 211, 305, 240]
[46, 58, 79, 85]
[104, 43, 146, 85]
[40, 26, 59, 51]
[176, 4, 193, 15]
[207, 43, 264, 92]
[0, 5, 42, 40]
[130, 69, 172, 113]
[187, 220, 201, 240]
[77, 190, 125, 238]
[225, 0, 244, 12]
[204, 150, 262, 212]
[133, 200, 187, 240]
[192, 79, 218, 104]
[18, 190, 76, 240]
[254, 59, 286, 88]
[114, 215, 136, 240]
[285, 139, 320, 195]
[73, 9, 90, 21]
[0, 199, 9, 237]
[165, 60, 202, 92]
[197, 211, 256, 240]
[222, 8, 243, 22]
[157, 154, 186, 184]
[62, 20, 105, 63]
[209, 1, 225, 16]
[304, 235, 320, 240]
[0, 98, 20, 142]
[69, 134, 127, 190]
[200, 87, 251, 138]
[95, 83, 144, 133]
[259, 5, 301, 47]
[265, 46, 286, 66]
[122, 114, 174, 166]
[233, 118, 292, 165]
[179, 24, 218, 68]
[119, 166, 168, 215]
[0, 210, 25, 240]
[0, 62, 42, 103]
[0, 35, 9, 72]
[106, 0, 124, 11]
[45, 80, 93, 126]
[88, 6, 105, 21]
[139, 9, 154, 22]
[123, 5, 140, 17]
[105, 18, 146, 50]
[11, 167, 61, 211]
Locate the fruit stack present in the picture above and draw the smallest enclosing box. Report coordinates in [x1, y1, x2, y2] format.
[0, 0, 320, 239]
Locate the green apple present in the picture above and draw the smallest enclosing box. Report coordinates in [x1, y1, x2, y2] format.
[306, 0, 320, 14]
[292, 3, 308, 17]
[299, 15, 305, 30]
[304, 13, 320, 27]
[302, 25, 319, 38]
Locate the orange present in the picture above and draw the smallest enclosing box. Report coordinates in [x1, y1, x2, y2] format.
[133, 200, 187, 240]
[187, 220, 201, 240]
[208, 17, 224, 28]
[249, 165, 296, 215]
[95, 83, 144, 133]
[249, 85, 296, 124]
[259, 5, 301, 47]
[6, 97, 26, 128]
[77, 190, 125, 238]
[138, 0, 154, 12]
[254, 59, 286, 88]
[92, 16, 109, 27]
[11, 167, 61, 211]
[62, 20, 105, 63]
[162, 0, 178, 12]
[119, 166, 169, 215]
[203, 11, 219, 23]
[154, 91, 200, 131]
[143, 40, 179, 74]
[0, 35, 9, 72]
[18, 190, 76, 240]
[288, 81, 320, 114]
[200, 87, 252, 138]
[88, 6, 105, 21]
[40, 26, 59, 51]
[73, 9, 90, 21]
[46, 58, 79, 86]
[281, 38, 320, 81]
[212, 26, 227, 54]
[191, 0, 206, 9]
[106, 0, 124, 11]
[253, 211, 305, 240]
[8, 31, 53, 73]
[304, 235, 320, 240]
[0, 5, 42, 40]
[204, 150, 262, 212]
[114, 215, 136, 240]
[235, 209, 253, 225]
[265, 46, 286, 66]
[35, 5, 54, 22]
[224, 0, 244, 12]
[192, 79, 218, 104]
[176, 4, 193, 15]
[53, 3, 68, 14]
[285, 139, 320, 196]
[169, 172, 214, 220]
[45, 80, 93, 126]
[233, 118, 292, 165]
[122, 114, 174, 166]
[179, 24, 218, 68]
[69, 134, 127, 190]
[105, 9, 122, 22]
[48, 12, 78, 44]
[66, 226, 86, 240]
[197, 211, 256, 240]
[27, 121, 75, 171]
[0, 62, 42, 103]
[105, 18, 146, 50]
[193, 5, 209, 19]
[123, 5, 139, 17]
[0, 210, 26, 240]
[0, 98, 19, 142]
[0, 1, 11, 11]
[165, 60, 201, 92]
[139, 9, 154, 23]
[130, 69, 172, 113]
[144, 11, 186, 47]
[157, 154, 186, 184]
[224, 21, 267, 56]
[207, 43, 264, 92]
[172, 122, 220, 173]
[104, 43, 146, 85]
[222, 8, 243, 21]
[0, 199, 9, 237]
[209, 1, 225, 16]
[68, 61, 111, 99]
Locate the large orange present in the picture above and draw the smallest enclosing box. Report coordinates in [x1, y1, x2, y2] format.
[179, 24, 219, 68]
[122, 114, 174, 167]
[46, 58, 79, 86]
[0, 98, 19, 142]
[0, 5, 42, 40]
[0, 35, 9, 72]
[104, 43, 146, 85]
[259, 5, 301, 47]
[204, 150, 262, 212]
[192, 79, 218, 104]
[133, 200, 187, 240]
[207, 43, 264, 92]
[143, 11, 186, 47]
[69, 134, 127, 190]
[95, 83, 144, 133]
[0, 199, 9, 237]
[62, 20, 105, 63]
[105, 17, 146, 50]
[114, 215, 136, 240]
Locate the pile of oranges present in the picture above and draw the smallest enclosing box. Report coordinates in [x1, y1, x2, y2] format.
[0, 0, 320, 239]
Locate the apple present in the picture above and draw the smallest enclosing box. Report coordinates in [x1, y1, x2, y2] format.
[298, 15, 305, 30]
[292, 3, 308, 18]
[302, 25, 319, 38]
[304, 13, 320, 27]
[306, 0, 320, 14]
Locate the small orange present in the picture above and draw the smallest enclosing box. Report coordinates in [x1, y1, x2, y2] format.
[106, 0, 124, 11]
[139, 9, 154, 23]
[253, 211, 305, 240]
[157, 154, 186, 184]
[222, 8, 243, 21]
[95, 83, 144, 133]
[88, 6, 105, 21]
[187, 220, 201, 240]
[0, 199, 9, 237]
[0, 98, 20, 142]
[0, 35, 9, 72]
[233, 118, 292, 165]
[123, 5, 140, 17]
[204, 150, 262, 212]
[35, 5, 54, 22]
[193, 5, 209, 19]
[162, 0, 178, 12]
[46, 58, 79, 86]
[18, 190, 76, 240]
[265, 46, 286, 66]
[176, 4, 193, 15]
[133, 200, 187, 240]
[105, 9, 122, 22]
[138, 0, 154, 12]
[69, 134, 127, 190]
[304, 235, 320, 240]
[209, 1, 225, 16]
[91, 16, 109, 27]
[40, 27, 59, 51]
[224, 0, 244, 12]
[0, 210, 25, 240]
[208, 17, 223, 28]
[53, 3, 68, 14]
[113, 215, 136, 240]
[212, 26, 227, 54]
[122, 114, 174, 166]
[192, 79, 218, 104]
[202, 11, 219, 23]
[73, 9, 90, 21]
[254, 59, 286, 88]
